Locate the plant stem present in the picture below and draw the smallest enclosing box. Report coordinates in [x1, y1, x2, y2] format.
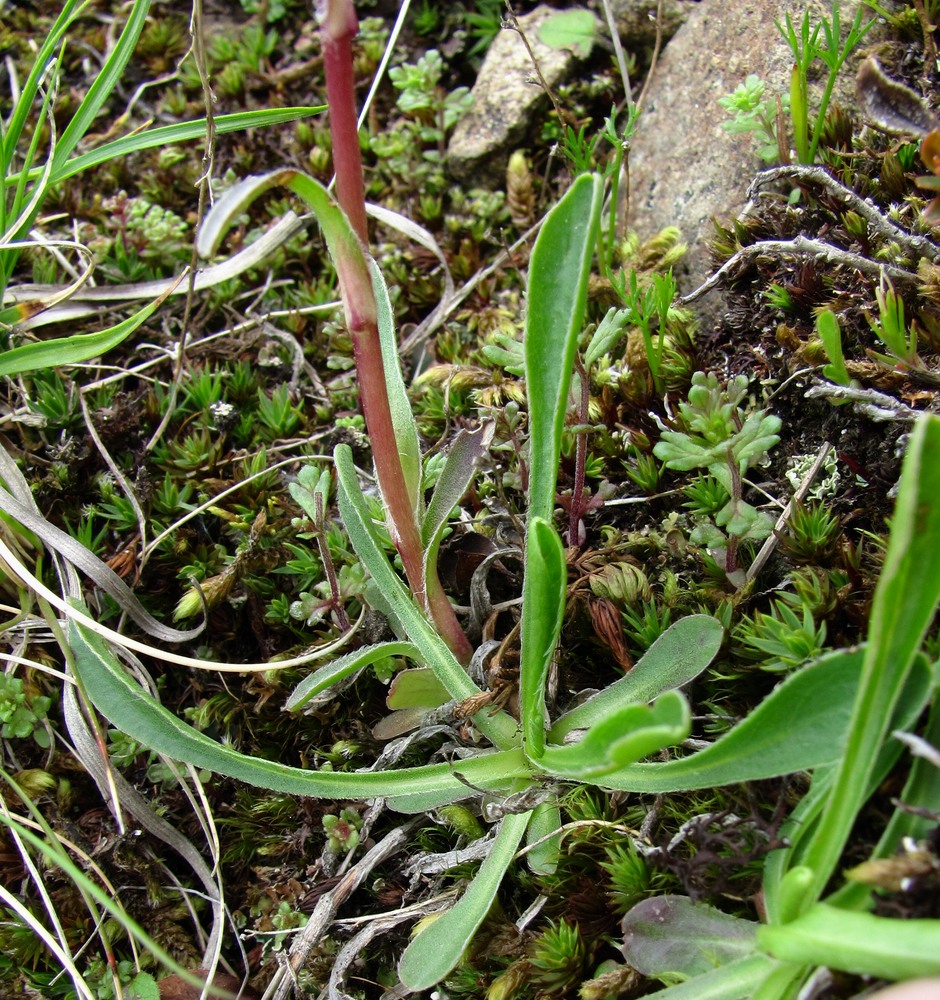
[320, 0, 369, 243]
[319, 2, 472, 663]
[568, 360, 590, 547]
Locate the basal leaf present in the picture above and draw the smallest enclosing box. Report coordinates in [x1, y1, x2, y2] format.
[525, 172, 602, 523]
[68, 604, 528, 805]
[621, 896, 758, 979]
[398, 811, 530, 990]
[598, 649, 868, 792]
[550, 615, 723, 740]
[539, 691, 690, 780]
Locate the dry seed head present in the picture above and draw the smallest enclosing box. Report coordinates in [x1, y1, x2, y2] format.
[506, 151, 535, 229]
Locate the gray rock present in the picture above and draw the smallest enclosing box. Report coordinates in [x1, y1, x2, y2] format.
[607, 0, 697, 47]
[625, 0, 879, 320]
[447, 5, 600, 184]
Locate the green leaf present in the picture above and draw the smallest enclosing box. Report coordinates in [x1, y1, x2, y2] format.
[370, 256, 421, 511]
[0, 275, 184, 378]
[549, 615, 723, 741]
[386, 667, 450, 710]
[285, 641, 420, 711]
[539, 691, 690, 780]
[524, 172, 603, 524]
[598, 647, 929, 792]
[421, 424, 494, 588]
[537, 10, 599, 58]
[757, 905, 940, 979]
[797, 413, 940, 904]
[621, 896, 758, 979]
[520, 517, 567, 759]
[67, 605, 528, 805]
[49, 109, 324, 184]
[398, 811, 531, 990]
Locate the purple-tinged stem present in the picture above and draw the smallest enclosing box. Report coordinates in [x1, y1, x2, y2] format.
[319, 0, 472, 663]
[320, 0, 369, 244]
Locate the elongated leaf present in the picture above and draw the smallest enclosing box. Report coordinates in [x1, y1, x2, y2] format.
[398, 811, 530, 990]
[621, 896, 758, 979]
[549, 615, 723, 740]
[420, 424, 494, 589]
[757, 905, 940, 979]
[520, 517, 567, 759]
[599, 649, 930, 792]
[53, 1, 151, 169]
[286, 641, 420, 711]
[538, 691, 689, 779]
[631, 955, 775, 1000]
[334, 446, 519, 751]
[519, 173, 601, 761]
[370, 256, 421, 510]
[68, 606, 529, 806]
[0, 273, 183, 378]
[797, 413, 940, 902]
[524, 172, 602, 524]
[48, 109, 324, 184]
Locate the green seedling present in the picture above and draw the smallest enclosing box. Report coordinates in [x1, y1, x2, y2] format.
[719, 74, 788, 163]
[653, 372, 782, 584]
[816, 308, 852, 385]
[776, 2, 874, 164]
[867, 276, 919, 368]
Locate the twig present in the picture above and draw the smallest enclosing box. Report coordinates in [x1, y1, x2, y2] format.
[503, 2, 574, 129]
[636, 0, 664, 110]
[265, 822, 418, 1000]
[747, 165, 940, 264]
[680, 236, 917, 304]
[746, 441, 833, 582]
[804, 381, 922, 420]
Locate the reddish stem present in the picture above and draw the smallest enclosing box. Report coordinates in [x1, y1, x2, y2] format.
[321, 4, 369, 244]
[321, 1, 472, 663]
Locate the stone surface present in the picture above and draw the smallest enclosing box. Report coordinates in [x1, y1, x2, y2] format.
[608, 0, 698, 48]
[626, 0, 877, 320]
[446, 5, 600, 184]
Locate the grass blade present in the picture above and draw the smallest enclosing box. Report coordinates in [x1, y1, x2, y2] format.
[0, 273, 184, 378]
[797, 413, 940, 903]
[52, 0, 152, 170]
